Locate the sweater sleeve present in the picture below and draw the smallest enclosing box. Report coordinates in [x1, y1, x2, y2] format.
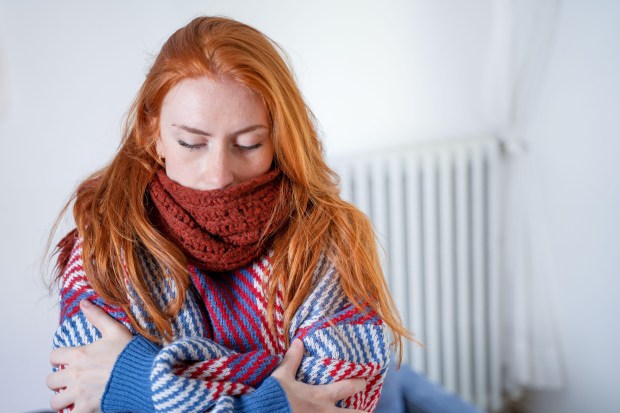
[51, 236, 290, 413]
[101, 336, 290, 413]
[51, 236, 138, 413]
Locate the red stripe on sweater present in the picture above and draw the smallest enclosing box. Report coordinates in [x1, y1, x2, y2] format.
[61, 253, 83, 284]
[189, 267, 207, 300]
[60, 263, 86, 296]
[232, 270, 273, 350]
[61, 284, 93, 319]
[188, 267, 214, 337]
[233, 352, 269, 386]
[182, 358, 222, 380]
[205, 275, 257, 352]
[209, 381, 222, 401]
[200, 277, 245, 351]
[275, 289, 285, 349]
[254, 258, 285, 352]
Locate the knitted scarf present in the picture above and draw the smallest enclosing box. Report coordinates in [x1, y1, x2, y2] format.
[147, 168, 288, 272]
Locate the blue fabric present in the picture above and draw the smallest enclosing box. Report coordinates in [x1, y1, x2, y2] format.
[102, 336, 291, 413]
[376, 359, 484, 413]
[235, 377, 291, 413]
[376, 357, 406, 413]
[102, 336, 158, 413]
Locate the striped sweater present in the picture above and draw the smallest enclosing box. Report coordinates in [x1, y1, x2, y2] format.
[53, 236, 390, 412]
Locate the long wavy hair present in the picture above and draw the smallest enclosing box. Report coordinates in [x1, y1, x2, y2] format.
[49, 16, 412, 359]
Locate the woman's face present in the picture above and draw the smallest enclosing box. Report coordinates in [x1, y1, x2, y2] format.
[156, 76, 274, 191]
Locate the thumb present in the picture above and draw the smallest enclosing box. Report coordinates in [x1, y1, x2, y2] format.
[278, 339, 305, 378]
[80, 299, 123, 337]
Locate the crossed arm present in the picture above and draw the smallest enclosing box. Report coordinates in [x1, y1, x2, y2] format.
[47, 245, 390, 413]
[48, 300, 374, 413]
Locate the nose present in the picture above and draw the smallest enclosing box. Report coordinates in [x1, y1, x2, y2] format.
[202, 147, 235, 190]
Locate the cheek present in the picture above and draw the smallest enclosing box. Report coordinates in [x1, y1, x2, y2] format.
[256, 150, 275, 174]
[234, 151, 273, 183]
[162, 153, 197, 186]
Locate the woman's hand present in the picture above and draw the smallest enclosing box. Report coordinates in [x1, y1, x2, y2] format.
[46, 300, 133, 413]
[271, 339, 368, 413]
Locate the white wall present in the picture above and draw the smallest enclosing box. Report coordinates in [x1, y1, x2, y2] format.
[526, 1, 620, 412]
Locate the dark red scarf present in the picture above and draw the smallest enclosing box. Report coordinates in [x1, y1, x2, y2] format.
[147, 168, 289, 272]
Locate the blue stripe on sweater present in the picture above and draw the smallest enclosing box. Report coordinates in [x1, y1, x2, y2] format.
[234, 268, 268, 346]
[205, 287, 238, 348]
[245, 354, 279, 384]
[307, 357, 332, 384]
[223, 351, 250, 381]
[367, 325, 383, 363]
[154, 375, 203, 412]
[62, 289, 94, 321]
[182, 385, 213, 413]
[346, 326, 364, 363]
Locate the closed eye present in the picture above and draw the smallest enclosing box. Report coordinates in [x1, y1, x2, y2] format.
[177, 140, 205, 151]
[236, 143, 262, 151]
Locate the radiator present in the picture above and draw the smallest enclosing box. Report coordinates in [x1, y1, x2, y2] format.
[329, 136, 503, 412]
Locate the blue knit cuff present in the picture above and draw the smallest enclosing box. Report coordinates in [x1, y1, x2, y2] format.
[101, 335, 159, 413]
[236, 377, 291, 412]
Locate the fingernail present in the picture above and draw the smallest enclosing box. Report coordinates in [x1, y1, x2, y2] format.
[80, 300, 92, 309]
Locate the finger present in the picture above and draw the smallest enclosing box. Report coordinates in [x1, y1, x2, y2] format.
[46, 368, 69, 391]
[278, 339, 305, 377]
[323, 378, 366, 401]
[69, 400, 100, 413]
[50, 346, 80, 366]
[50, 387, 75, 411]
[80, 299, 123, 336]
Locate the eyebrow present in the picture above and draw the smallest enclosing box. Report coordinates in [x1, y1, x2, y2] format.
[172, 123, 268, 137]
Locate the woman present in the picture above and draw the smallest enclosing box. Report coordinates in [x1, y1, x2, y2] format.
[46, 16, 410, 413]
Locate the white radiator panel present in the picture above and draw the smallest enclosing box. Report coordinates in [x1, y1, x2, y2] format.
[330, 136, 502, 412]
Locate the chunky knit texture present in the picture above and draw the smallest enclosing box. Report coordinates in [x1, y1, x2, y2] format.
[52, 237, 390, 412]
[148, 168, 289, 272]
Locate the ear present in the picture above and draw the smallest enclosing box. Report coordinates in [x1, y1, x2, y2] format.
[155, 137, 164, 159]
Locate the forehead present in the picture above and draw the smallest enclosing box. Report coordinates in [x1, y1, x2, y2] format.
[161, 76, 266, 122]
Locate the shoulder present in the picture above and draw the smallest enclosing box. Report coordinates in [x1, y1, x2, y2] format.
[54, 229, 131, 328]
[56, 230, 86, 296]
[286, 252, 343, 331]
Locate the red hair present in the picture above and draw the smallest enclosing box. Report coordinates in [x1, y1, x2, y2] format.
[50, 16, 412, 358]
